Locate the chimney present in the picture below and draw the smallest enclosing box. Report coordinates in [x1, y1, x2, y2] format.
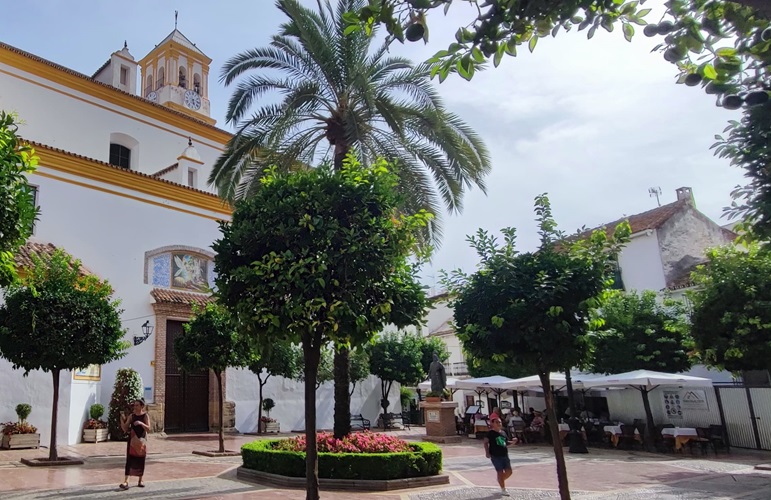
[675, 187, 694, 206]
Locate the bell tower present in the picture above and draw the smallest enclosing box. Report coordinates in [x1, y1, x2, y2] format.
[138, 28, 214, 125]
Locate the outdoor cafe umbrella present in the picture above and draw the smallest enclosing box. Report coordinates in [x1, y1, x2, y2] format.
[418, 377, 462, 392]
[454, 376, 520, 411]
[581, 370, 713, 447]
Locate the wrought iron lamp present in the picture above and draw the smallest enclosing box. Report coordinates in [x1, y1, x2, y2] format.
[134, 320, 154, 346]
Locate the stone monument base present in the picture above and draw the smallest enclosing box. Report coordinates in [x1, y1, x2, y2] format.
[419, 400, 460, 443]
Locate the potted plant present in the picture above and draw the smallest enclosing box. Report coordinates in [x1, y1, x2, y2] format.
[83, 404, 108, 443]
[1, 404, 40, 449]
[260, 399, 279, 433]
[425, 391, 442, 403]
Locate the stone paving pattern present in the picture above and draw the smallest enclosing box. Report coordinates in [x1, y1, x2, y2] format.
[2, 429, 771, 499]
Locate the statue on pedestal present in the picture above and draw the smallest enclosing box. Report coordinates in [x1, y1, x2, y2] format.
[428, 351, 446, 395]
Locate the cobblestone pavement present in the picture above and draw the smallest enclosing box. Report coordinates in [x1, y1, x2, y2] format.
[3, 431, 771, 499]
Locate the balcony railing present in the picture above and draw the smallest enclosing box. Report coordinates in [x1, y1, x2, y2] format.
[448, 362, 468, 377]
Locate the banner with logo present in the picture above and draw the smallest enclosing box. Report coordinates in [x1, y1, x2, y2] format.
[662, 390, 683, 419]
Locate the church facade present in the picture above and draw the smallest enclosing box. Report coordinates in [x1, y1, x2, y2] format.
[0, 29, 386, 445]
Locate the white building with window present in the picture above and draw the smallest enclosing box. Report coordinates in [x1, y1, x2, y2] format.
[0, 30, 384, 445]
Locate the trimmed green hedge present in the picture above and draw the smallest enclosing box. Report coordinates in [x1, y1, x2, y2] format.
[241, 439, 442, 480]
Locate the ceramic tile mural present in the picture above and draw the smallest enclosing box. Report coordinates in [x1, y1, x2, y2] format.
[172, 253, 208, 291]
[152, 254, 171, 287]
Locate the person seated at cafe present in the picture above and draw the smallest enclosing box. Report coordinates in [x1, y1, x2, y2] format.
[529, 412, 545, 432]
[523, 407, 536, 426]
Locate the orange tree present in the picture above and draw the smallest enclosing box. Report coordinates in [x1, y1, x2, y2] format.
[442, 195, 629, 500]
[0, 111, 38, 286]
[213, 156, 428, 500]
[174, 303, 255, 453]
[350, 1, 771, 237]
[0, 249, 127, 461]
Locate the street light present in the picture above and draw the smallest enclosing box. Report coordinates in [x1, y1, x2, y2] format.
[134, 320, 154, 346]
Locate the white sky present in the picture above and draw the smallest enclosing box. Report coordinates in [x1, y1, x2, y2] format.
[1, 0, 746, 290]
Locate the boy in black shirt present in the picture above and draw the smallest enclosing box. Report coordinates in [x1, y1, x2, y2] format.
[484, 416, 514, 497]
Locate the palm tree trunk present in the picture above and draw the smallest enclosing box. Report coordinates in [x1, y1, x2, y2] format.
[216, 371, 225, 453]
[333, 346, 351, 439]
[304, 341, 321, 500]
[332, 137, 352, 440]
[49, 369, 60, 461]
[539, 371, 570, 500]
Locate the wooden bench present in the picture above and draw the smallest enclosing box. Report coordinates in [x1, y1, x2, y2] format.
[382, 412, 410, 431]
[351, 414, 371, 431]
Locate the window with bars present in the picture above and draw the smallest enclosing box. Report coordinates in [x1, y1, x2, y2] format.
[109, 143, 131, 169]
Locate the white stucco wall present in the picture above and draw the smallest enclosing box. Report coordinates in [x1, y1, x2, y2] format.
[0, 60, 225, 190]
[656, 206, 733, 286]
[227, 369, 399, 433]
[617, 231, 666, 292]
[0, 167, 224, 444]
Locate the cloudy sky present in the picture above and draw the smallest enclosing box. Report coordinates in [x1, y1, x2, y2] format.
[2, 0, 745, 291]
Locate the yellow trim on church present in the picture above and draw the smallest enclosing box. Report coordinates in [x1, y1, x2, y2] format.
[34, 143, 232, 219]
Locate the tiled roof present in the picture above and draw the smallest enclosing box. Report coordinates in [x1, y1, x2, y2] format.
[151, 288, 213, 307]
[573, 200, 687, 240]
[666, 261, 706, 291]
[91, 58, 111, 78]
[152, 163, 179, 178]
[28, 140, 221, 199]
[0, 41, 228, 135]
[154, 29, 209, 58]
[15, 241, 94, 276]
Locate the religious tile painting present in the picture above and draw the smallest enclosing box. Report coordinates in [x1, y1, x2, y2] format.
[171, 253, 208, 291]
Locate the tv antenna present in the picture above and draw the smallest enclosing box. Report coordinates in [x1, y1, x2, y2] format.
[648, 186, 662, 207]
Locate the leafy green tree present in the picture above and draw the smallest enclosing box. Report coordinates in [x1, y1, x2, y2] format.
[367, 332, 425, 415]
[353, 1, 771, 238]
[214, 0, 489, 444]
[443, 195, 629, 500]
[588, 289, 693, 445]
[249, 342, 301, 433]
[174, 303, 255, 453]
[589, 290, 693, 374]
[0, 249, 127, 461]
[418, 335, 449, 375]
[690, 244, 771, 373]
[348, 347, 371, 396]
[0, 112, 38, 286]
[108, 368, 143, 441]
[213, 157, 427, 500]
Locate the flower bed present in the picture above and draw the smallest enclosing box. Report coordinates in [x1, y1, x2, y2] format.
[242, 432, 441, 481]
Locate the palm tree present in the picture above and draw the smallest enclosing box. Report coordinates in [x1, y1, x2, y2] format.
[211, 0, 491, 445]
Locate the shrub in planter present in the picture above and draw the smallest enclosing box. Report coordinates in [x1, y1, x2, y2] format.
[1, 411, 39, 450]
[262, 398, 275, 417]
[16, 403, 32, 423]
[84, 404, 107, 430]
[108, 368, 143, 441]
[241, 435, 442, 480]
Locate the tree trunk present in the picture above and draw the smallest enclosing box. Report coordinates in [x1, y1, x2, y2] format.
[539, 371, 570, 500]
[333, 346, 351, 439]
[349, 381, 356, 397]
[640, 388, 657, 451]
[216, 371, 225, 453]
[304, 342, 321, 500]
[333, 142, 348, 170]
[49, 369, 60, 461]
[564, 368, 587, 454]
[257, 374, 265, 435]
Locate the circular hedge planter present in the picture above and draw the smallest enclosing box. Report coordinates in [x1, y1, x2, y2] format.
[241, 439, 442, 481]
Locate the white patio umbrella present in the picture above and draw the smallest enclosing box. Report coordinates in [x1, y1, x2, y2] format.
[581, 370, 713, 447]
[454, 376, 521, 412]
[507, 372, 600, 391]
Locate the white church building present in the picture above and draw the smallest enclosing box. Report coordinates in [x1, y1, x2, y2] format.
[0, 29, 385, 446]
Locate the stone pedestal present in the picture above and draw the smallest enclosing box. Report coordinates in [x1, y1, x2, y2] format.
[419, 400, 462, 443]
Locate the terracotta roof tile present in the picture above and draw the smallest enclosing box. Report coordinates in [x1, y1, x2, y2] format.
[151, 288, 213, 307]
[152, 163, 179, 178]
[14, 241, 94, 276]
[0, 41, 230, 135]
[27, 140, 222, 199]
[574, 200, 687, 240]
[666, 261, 705, 291]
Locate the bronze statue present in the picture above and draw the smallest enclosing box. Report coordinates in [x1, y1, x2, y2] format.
[428, 351, 446, 394]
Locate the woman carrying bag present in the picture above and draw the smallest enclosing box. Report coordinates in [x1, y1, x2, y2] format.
[119, 399, 150, 490]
